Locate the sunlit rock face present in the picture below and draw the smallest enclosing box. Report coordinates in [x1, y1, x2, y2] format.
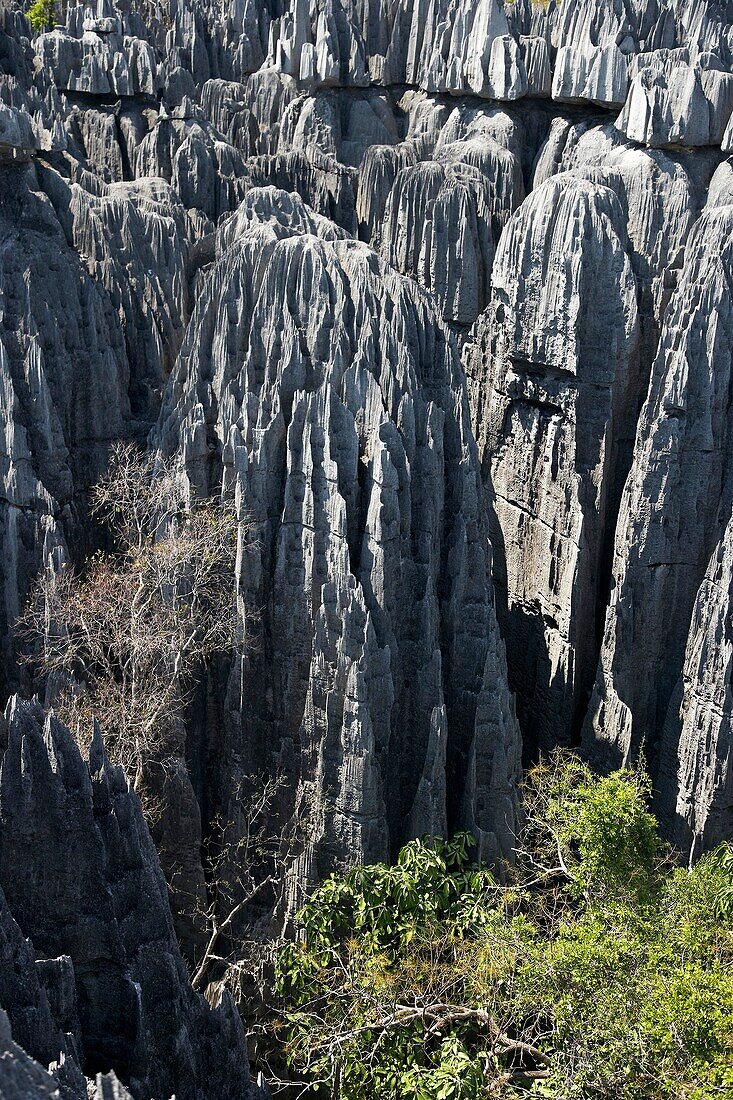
[152, 187, 522, 903]
[464, 174, 640, 757]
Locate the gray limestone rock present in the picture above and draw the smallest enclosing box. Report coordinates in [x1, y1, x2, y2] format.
[0, 889, 87, 1100]
[275, 87, 399, 169]
[201, 78, 259, 156]
[36, 26, 157, 98]
[0, 146, 196, 701]
[657, 512, 733, 858]
[0, 2, 733, 1085]
[242, 150, 357, 233]
[0, 695, 262, 1100]
[394, 0, 528, 98]
[152, 187, 522, 888]
[19, 0, 733, 130]
[617, 48, 733, 148]
[0, 102, 37, 160]
[532, 121, 700, 379]
[465, 174, 639, 755]
[520, 35, 552, 98]
[364, 109, 525, 326]
[584, 205, 733, 859]
[356, 142, 419, 245]
[134, 111, 251, 223]
[379, 160, 496, 326]
[238, 69, 299, 156]
[707, 156, 733, 205]
[268, 0, 369, 88]
[0, 162, 130, 687]
[38, 166, 190, 416]
[216, 184, 349, 250]
[0, 1008, 84, 1100]
[550, 0, 635, 108]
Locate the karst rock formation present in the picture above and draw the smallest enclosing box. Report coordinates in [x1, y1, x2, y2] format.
[0, 0, 732, 1093]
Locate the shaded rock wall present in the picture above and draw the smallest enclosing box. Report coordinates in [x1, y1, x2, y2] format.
[0, 695, 261, 1100]
[0, 162, 127, 690]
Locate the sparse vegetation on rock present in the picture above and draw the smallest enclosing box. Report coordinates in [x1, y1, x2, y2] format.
[25, 0, 54, 33]
[17, 443, 246, 786]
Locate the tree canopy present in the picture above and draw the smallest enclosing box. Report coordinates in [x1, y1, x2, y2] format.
[274, 754, 733, 1099]
[17, 443, 245, 783]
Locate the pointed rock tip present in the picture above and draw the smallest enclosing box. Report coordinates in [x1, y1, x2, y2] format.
[88, 717, 107, 776]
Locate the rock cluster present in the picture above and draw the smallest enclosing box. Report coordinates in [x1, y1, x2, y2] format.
[0, 696, 262, 1100]
[36, 22, 156, 97]
[152, 187, 522, 899]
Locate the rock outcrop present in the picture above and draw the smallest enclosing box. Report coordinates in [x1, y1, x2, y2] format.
[659, 512, 733, 858]
[152, 187, 522, 892]
[36, 24, 156, 98]
[617, 48, 733, 148]
[0, 156, 191, 695]
[465, 173, 639, 754]
[0, 695, 262, 1100]
[0, 162, 126, 691]
[583, 205, 733, 847]
[0, 882, 88, 1100]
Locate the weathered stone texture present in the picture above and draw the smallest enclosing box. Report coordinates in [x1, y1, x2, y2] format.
[465, 174, 639, 754]
[658, 513, 733, 859]
[584, 206, 733, 824]
[1, 4, 733, 1090]
[0, 696, 262, 1100]
[153, 188, 522, 895]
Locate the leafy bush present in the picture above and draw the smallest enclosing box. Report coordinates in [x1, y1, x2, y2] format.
[274, 754, 733, 1099]
[26, 0, 55, 33]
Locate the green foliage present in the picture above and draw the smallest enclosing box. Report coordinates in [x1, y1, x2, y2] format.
[279, 831, 494, 979]
[707, 843, 733, 919]
[274, 753, 733, 1100]
[522, 754, 661, 904]
[26, 0, 55, 33]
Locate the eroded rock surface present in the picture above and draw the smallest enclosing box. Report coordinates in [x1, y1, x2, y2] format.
[658, 512, 733, 858]
[465, 174, 639, 754]
[153, 187, 522, 895]
[584, 205, 733, 839]
[0, 695, 261, 1100]
[0, 155, 192, 696]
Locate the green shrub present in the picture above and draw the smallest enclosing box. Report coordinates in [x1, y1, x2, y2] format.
[26, 0, 55, 34]
[274, 753, 733, 1099]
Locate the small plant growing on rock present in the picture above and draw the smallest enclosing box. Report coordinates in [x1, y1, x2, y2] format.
[26, 0, 55, 34]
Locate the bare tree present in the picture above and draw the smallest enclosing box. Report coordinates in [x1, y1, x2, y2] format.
[189, 773, 309, 998]
[16, 444, 310, 1031]
[16, 443, 251, 784]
